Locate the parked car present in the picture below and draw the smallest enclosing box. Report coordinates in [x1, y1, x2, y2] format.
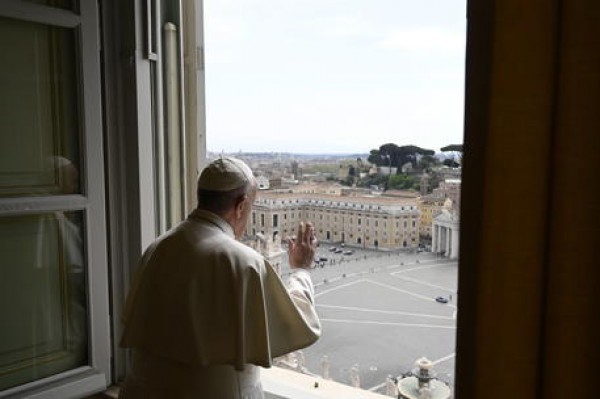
[329, 247, 337, 252]
[435, 296, 449, 304]
[334, 248, 343, 254]
[343, 250, 354, 255]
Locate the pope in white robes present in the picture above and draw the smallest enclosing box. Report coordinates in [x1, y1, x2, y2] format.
[119, 158, 321, 398]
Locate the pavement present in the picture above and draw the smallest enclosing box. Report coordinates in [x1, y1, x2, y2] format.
[279, 247, 458, 395]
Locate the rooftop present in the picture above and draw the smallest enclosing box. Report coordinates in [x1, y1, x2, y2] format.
[256, 192, 419, 206]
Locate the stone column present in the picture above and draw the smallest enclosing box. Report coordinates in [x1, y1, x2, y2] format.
[451, 226, 460, 259]
[432, 223, 437, 252]
[445, 227, 451, 257]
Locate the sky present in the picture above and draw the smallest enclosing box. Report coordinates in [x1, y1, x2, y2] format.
[204, 0, 467, 154]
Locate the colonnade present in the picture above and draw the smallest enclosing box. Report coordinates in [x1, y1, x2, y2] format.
[431, 223, 460, 259]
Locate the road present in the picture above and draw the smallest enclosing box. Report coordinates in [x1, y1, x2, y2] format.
[279, 247, 458, 395]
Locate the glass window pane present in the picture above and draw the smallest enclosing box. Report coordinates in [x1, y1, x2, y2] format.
[0, 17, 81, 197]
[0, 212, 87, 391]
[21, 1, 78, 12]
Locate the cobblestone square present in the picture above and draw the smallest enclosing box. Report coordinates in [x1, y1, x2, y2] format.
[280, 248, 458, 395]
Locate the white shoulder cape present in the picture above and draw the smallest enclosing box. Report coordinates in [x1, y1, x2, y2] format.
[120, 210, 320, 370]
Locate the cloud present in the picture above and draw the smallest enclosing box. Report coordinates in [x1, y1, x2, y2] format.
[316, 15, 376, 38]
[378, 27, 465, 52]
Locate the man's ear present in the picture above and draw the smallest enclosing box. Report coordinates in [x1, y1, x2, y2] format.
[234, 194, 249, 219]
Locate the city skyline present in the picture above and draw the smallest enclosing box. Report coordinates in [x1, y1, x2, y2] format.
[204, 0, 467, 154]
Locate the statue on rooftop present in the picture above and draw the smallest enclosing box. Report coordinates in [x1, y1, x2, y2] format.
[385, 375, 398, 397]
[320, 355, 331, 380]
[349, 364, 360, 388]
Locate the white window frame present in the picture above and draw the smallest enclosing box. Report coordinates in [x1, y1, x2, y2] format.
[0, 1, 110, 397]
[103, 0, 207, 383]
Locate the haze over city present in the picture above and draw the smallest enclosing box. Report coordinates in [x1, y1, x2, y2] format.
[204, 0, 467, 154]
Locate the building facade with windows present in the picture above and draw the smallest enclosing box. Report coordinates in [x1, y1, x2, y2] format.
[246, 192, 421, 250]
[432, 178, 462, 210]
[417, 195, 446, 239]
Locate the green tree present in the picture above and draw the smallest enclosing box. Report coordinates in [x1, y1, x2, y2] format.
[367, 149, 384, 166]
[388, 174, 417, 190]
[440, 144, 463, 152]
[368, 143, 435, 170]
[441, 144, 463, 166]
[356, 174, 386, 188]
[348, 165, 356, 177]
[443, 159, 460, 168]
[417, 154, 440, 171]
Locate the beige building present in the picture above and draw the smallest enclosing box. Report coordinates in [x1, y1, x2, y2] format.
[246, 192, 420, 250]
[432, 178, 462, 210]
[289, 183, 344, 195]
[417, 195, 445, 239]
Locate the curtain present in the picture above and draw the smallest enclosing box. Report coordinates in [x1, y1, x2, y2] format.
[456, 1, 600, 398]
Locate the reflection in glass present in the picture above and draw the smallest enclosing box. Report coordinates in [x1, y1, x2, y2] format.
[0, 17, 81, 197]
[21, 1, 77, 12]
[0, 212, 87, 390]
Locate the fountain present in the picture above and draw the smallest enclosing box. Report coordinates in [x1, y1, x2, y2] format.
[396, 357, 451, 399]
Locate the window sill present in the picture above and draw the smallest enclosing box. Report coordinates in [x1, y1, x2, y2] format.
[89, 367, 389, 399]
[262, 367, 389, 399]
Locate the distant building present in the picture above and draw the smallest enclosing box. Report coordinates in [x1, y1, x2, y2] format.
[291, 183, 344, 195]
[256, 175, 270, 190]
[400, 162, 413, 173]
[432, 178, 461, 211]
[338, 165, 350, 180]
[419, 173, 430, 195]
[280, 177, 299, 186]
[246, 191, 420, 250]
[243, 234, 286, 275]
[417, 195, 445, 242]
[299, 173, 328, 182]
[382, 190, 419, 199]
[435, 166, 462, 182]
[432, 198, 460, 259]
[269, 177, 283, 189]
[377, 166, 397, 176]
[291, 161, 300, 179]
[340, 186, 372, 197]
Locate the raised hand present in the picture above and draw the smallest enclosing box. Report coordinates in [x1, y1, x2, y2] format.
[287, 221, 318, 269]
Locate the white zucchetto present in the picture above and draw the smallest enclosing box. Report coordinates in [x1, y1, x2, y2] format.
[197, 157, 254, 191]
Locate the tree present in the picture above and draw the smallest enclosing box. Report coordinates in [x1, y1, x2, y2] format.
[440, 144, 463, 152]
[356, 174, 386, 189]
[441, 144, 463, 166]
[341, 175, 355, 186]
[367, 149, 384, 166]
[443, 159, 460, 168]
[417, 155, 440, 171]
[368, 143, 435, 170]
[348, 165, 356, 177]
[356, 157, 364, 170]
[388, 174, 417, 190]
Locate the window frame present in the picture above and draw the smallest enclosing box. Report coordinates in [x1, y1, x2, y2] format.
[0, 1, 110, 397]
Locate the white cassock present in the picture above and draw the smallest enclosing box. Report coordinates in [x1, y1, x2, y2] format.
[119, 209, 321, 398]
